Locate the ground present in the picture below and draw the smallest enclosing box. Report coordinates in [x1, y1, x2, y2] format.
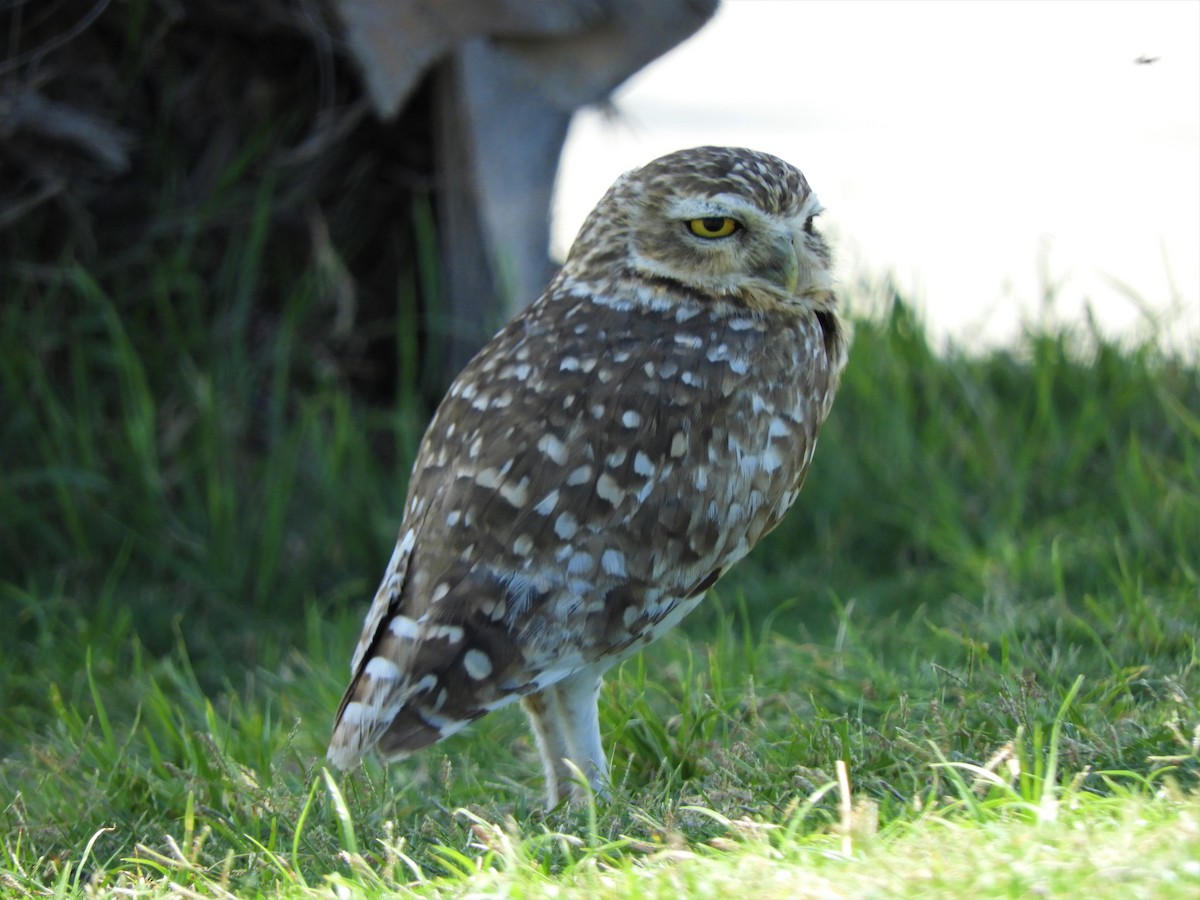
[2, 265, 1198, 895]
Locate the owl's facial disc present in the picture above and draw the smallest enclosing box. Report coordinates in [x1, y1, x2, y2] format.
[629, 190, 826, 303]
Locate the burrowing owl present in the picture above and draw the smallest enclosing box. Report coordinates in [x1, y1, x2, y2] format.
[328, 146, 847, 807]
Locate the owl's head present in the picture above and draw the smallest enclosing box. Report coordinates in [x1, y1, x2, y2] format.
[563, 146, 833, 311]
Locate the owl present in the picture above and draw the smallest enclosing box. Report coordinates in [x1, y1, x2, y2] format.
[328, 146, 847, 807]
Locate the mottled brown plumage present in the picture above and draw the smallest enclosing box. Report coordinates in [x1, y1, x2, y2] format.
[328, 146, 848, 807]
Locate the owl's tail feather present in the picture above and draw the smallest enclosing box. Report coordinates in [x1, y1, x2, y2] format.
[327, 688, 486, 769]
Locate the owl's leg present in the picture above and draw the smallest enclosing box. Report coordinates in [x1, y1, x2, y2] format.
[520, 667, 608, 809]
[520, 689, 572, 808]
[551, 667, 608, 801]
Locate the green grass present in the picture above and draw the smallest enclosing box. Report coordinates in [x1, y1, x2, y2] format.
[2, 234, 1198, 896]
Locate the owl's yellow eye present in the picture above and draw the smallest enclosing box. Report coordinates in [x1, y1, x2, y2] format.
[687, 217, 740, 239]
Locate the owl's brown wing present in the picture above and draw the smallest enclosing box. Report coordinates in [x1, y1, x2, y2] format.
[329, 289, 826, 765]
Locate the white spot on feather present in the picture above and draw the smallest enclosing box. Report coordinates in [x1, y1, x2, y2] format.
[365, 656, 402, 682]
[596, 473, 624, 505]
[499, 477, 530, 507]
[601, 549, 627, 577]
[633, 451, 654, 476]
[475, 468, 501, 489]
[413, 674, 438, 693]
[396, 529, 416, 558]
[568, 552, 594, 575]
[463, 649, 493, 680]
[389, 615, 421, 640]
[554, 512, 579, 540]
[537, 434, 568, 465]
[337, 700, 371, 726]
[426, 624, 463, 642]
[533, 490, 559, 516]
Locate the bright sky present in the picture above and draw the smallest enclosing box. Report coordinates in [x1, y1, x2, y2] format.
[554, 0, 1200, 352]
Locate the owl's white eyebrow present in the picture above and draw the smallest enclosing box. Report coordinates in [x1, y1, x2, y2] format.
[666, 194, 761, 222]
[797, 192, 824, 221]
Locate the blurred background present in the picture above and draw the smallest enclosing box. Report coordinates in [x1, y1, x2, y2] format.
[555, 0, 1200, 353]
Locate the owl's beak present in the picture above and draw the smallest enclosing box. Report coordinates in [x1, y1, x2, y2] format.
[756, 235, 800, 294]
